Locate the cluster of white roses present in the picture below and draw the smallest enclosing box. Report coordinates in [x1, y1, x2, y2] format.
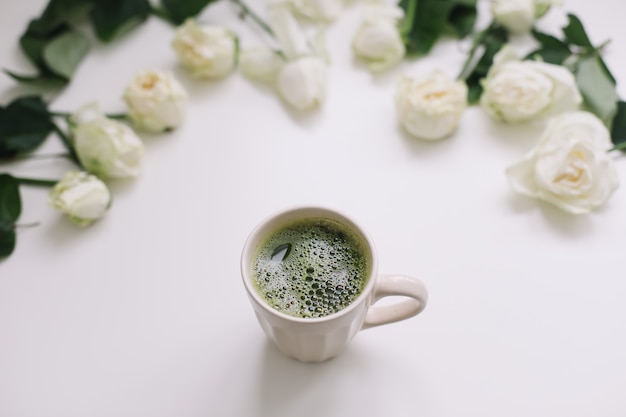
[482, 47, 618, 214]
[350, 0, 617, 215]
[171, 2, 332, 111]
[50, 0, 620, 224]
[50, 70, 189, 225]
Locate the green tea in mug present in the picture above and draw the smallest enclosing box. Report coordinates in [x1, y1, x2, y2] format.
[251, 217, 370, 319]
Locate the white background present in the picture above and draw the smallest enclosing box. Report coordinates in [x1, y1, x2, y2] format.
[1, 0, 625, 416]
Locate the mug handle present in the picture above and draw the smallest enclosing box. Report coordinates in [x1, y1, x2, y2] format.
[361, 274, 428, 330]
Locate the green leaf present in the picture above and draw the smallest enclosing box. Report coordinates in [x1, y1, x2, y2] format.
[14, 23, 87, 84]
[562, 14, 592, 47]
[90, 0, 151, 42]
[525, 29, 572, 64]
[28, 0, 94, 35]
[0, 174, 21, 223]
[400, 0, 476, 55]
[0, 228, 17, 258]
[575, 55, 619, 126]
[525, 47, 572, 65]
[459, 24, 508, 104]
[2, 69, 67, 85]
[559, 15, 616, 86]
[0, 96, 54, 158]
[532, 29, 570, 50]
[0, 174, 21, 258]
[448, 2, 477, 38]
[19, 21, 70, 68]
[159, 0, 218, 25]
[610, 101, 626, 151]
[42, 30, 90, 79]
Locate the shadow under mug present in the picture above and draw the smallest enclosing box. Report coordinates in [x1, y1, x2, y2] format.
[241, 206, 428, 362]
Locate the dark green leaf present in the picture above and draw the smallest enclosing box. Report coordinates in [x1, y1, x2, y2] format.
[525, 30, 572, 64]
[598, 56, 616, 86]
[531, 30, 569, 50]
[0, 96, 54, 157]
[28, 0, 93, 35]
[525, 47, 572, 65]
[448, 2, 477, 38]
[399, 0, 476, 55]
[401, 0, 455, 55]
[0, 174, 21, 223]
[575, 55, 619, 126]
[42, 30, 90, 79]
[159, 0, 218, 25]
[14, 23, 79, 84]
[562, 14, 592, 48]
[556, 16, 615, 85]
[610, 101, 626, 151]
[90, 0, 151, 42]
[2, 69, 67, 85]
[0, 229, 17, 258]
[459, 24, 508, 104]
[19, 21, 70, 68]
[0, 174, 20, 258]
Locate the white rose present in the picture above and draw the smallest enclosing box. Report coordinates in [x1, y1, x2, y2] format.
[491, 0, 558, 34]
[123, 69, 188, 133]
[71, 102, 145, 179]
[480, 47, 581, 123]
[352, 4, 405, 72]
[239, 47, 284, 83]
[172, 20, 237, 79]
[48, 171, 112, 227]
[277, 56, 327, 111]
[506, 111, 619, 214]
[395, 71, 468, 140]
[281, 0, 344, 22]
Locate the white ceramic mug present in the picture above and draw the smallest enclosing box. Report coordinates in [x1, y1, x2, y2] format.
[241, 206, 428, 362]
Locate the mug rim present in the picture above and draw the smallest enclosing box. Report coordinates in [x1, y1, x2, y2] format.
[241, 205, 379, 324]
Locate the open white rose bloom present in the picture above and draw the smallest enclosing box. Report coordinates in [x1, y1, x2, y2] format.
[240, 5, 328, 111]
[506, 111, 619, 214]
[481, 47, 581, 123]
[491, 0, 561, 34]
[71, 103, 145, 179]
[123, 69, 188, 132]
[48, 171, 112, 227]
[172, 19, 238, 79]
[352, 2, 405, 72]
[396, 71, 468, 141]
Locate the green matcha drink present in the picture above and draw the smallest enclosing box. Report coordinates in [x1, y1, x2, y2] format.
[251, 217, 370, 319]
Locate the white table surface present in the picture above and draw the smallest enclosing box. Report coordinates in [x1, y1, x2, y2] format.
[1, 1, 626, 416]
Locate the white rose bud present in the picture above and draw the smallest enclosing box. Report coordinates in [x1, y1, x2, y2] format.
[48, 171, 112, 227]
[283, 0, 344, 22]
[491, 0, 561, 34]
[395, 71, 468, 140]
[71, 102, 145, 179]
[123, 69, 188, 133]
[172, 20, 238, 79]
[277, 56, 327, 111]
[506, 111, 619, 214]
[352, 3, 405, 72]
[480, 47, 581, 123]
[239, 47, 284, 83]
